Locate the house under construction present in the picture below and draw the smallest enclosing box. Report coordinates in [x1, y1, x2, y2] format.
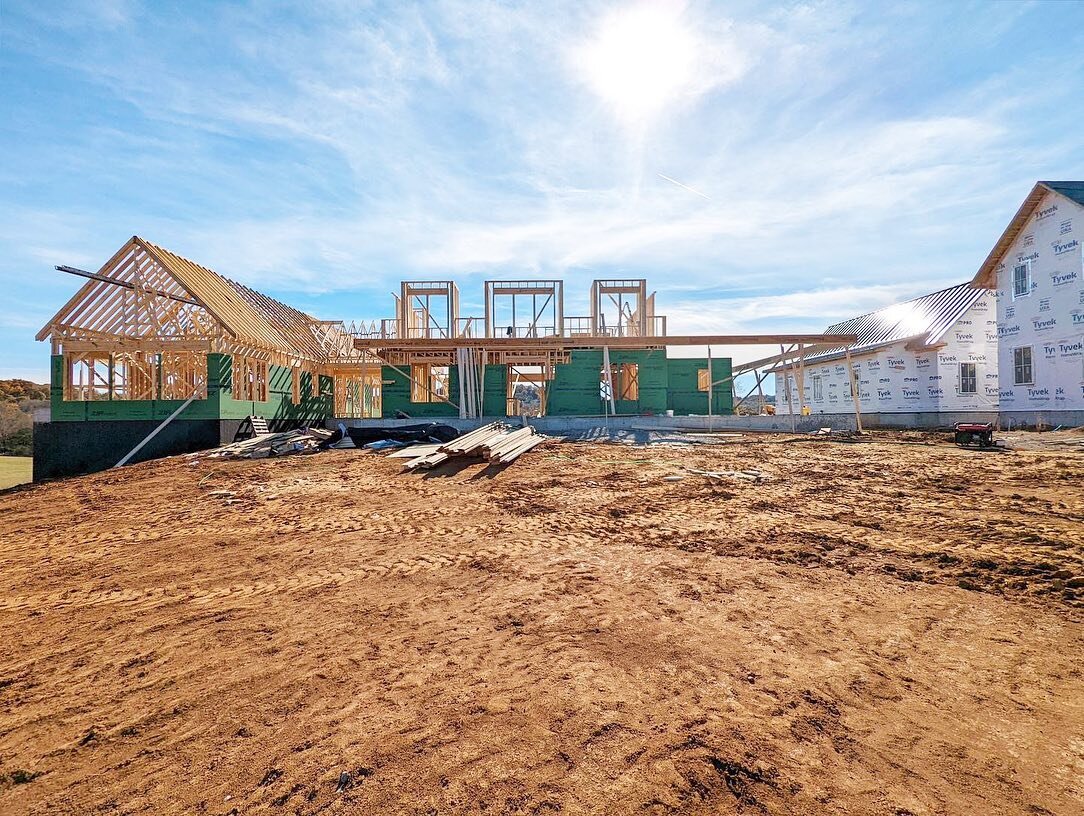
[34, 236, 857, 478]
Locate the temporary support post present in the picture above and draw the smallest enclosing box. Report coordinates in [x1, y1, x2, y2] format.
[707, 345, 713, 431]
[733, 368, 769, 414]
[114, 392, 198, 468]
[457, 349, 465, 417]
[479, 350, 486, 417]
[796, 344, 806, 417]
[844, 346, 864, 434]
[602, 345, 616, 417]
[782, 344, 796, 432]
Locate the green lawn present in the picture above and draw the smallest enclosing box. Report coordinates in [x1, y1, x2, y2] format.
[0, 456, 32, 489]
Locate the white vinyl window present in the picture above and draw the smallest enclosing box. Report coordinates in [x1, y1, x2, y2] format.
[1012, 262, 1031, 299]
[812, 375, 823, 401]
[959, 362, 977, 394]
[1013, 346, 1033, 385]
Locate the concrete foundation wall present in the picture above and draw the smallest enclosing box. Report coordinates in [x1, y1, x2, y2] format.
[999, 409, 1084, 428]
[335, 408, 1084, 434]
[33, 419, 222, 481]
[32, 415, 316, 482]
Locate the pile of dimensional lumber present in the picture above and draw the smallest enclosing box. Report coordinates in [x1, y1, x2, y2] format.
[392, 422, 547, 471]
[188, 427, 334, 460]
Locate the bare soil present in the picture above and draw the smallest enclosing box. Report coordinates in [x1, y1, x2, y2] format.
[0, 432, 1082, 815]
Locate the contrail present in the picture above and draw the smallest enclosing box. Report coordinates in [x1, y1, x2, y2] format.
[658, 173, 711, 200]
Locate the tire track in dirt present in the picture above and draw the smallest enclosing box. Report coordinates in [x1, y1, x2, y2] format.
[1, 436, 1081, 815]
[0, 535, 594, 614]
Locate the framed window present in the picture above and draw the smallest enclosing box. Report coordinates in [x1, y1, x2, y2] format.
[411, 364, 430, 402]
[959, 362, 977, 394]
[231, 355, 244, 400]
[1012, 262, 1030, 299]
[812, 375, 823, 401]
[159, 352, 207, 401]
[231, 356, 267, 402]
[1013, 346, 1033, 385]
[66, 354, 112, 401]
[697, 368, 710, 391]
[410, 364, 449, 403]
[618, 363, 639, 400]
[431, 366, 449, 399]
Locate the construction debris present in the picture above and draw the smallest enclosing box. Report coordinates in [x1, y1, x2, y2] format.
[400, 422, 548, 471]
[187, 428, 334, 461]
[182, 421, 547, 470]
[685, 466, 767, 484]
[339, 423, 459, 448]
[385, 444, 443, 459]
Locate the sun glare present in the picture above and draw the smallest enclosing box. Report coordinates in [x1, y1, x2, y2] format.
[576, 3, 699, 124]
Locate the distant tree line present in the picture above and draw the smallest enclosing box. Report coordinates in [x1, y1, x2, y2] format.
[0, 380, 48, 457]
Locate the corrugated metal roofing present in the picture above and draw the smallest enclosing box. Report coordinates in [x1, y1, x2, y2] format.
[972, 180, 1084, 288]
[771, 282, 986, 369]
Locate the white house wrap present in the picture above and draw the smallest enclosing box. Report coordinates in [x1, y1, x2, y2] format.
[971, 181, 1084, 423]
[771, 283, 998, 417]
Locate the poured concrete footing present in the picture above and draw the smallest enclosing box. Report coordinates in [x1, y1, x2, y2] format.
[333, 414, 856, 435]
[334, 409, 1081, 436]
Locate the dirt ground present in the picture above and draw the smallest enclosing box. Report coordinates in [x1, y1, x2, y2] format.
[0, 431, 1082, 815]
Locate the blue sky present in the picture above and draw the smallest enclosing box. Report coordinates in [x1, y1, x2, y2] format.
[2, 0, 1083, 388]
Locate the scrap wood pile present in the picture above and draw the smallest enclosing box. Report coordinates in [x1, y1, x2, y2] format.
[390, 422, 548, 471]
[186, 427, 334, 461]
[684, 466, 768, 484]
[1035, 429, 1084, 449]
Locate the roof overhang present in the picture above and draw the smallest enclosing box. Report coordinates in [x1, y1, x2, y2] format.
[765, 334, 931, 373]
[971, 181, 1069, 289]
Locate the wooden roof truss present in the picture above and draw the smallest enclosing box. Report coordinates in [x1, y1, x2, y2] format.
[37, 236, 366, 371]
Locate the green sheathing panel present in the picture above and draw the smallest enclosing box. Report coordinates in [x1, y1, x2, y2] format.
[215, 355, 333, 422]
[48, 353, 332, 423]
[380, 365, 460, 418]
[666, 358, 733, 415]
[482, 365, 508, 417]
[50, 355, 83, 421]
[547, 350, 668, 416]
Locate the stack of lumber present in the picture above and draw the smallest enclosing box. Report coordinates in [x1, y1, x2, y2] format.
[399, 422, 547, 471]
[483, 426, 547, 464]
[187, 427, 334, 461]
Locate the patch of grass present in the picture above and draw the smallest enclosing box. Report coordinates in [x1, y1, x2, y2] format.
[0, 456, 32, 490]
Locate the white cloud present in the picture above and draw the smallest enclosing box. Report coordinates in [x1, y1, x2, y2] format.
[2, 0, 1078, 381]
[570, 1, 748, 126]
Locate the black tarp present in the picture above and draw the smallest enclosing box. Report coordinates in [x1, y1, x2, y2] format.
[322, 423, 460, 448]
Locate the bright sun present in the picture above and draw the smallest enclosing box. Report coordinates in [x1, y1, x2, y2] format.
[575, 3, 699, 124]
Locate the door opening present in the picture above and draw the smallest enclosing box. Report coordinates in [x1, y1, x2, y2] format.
[506, 365, 547, 416]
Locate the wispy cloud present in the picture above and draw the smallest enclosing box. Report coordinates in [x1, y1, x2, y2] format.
[2, 0, 1083, 379]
